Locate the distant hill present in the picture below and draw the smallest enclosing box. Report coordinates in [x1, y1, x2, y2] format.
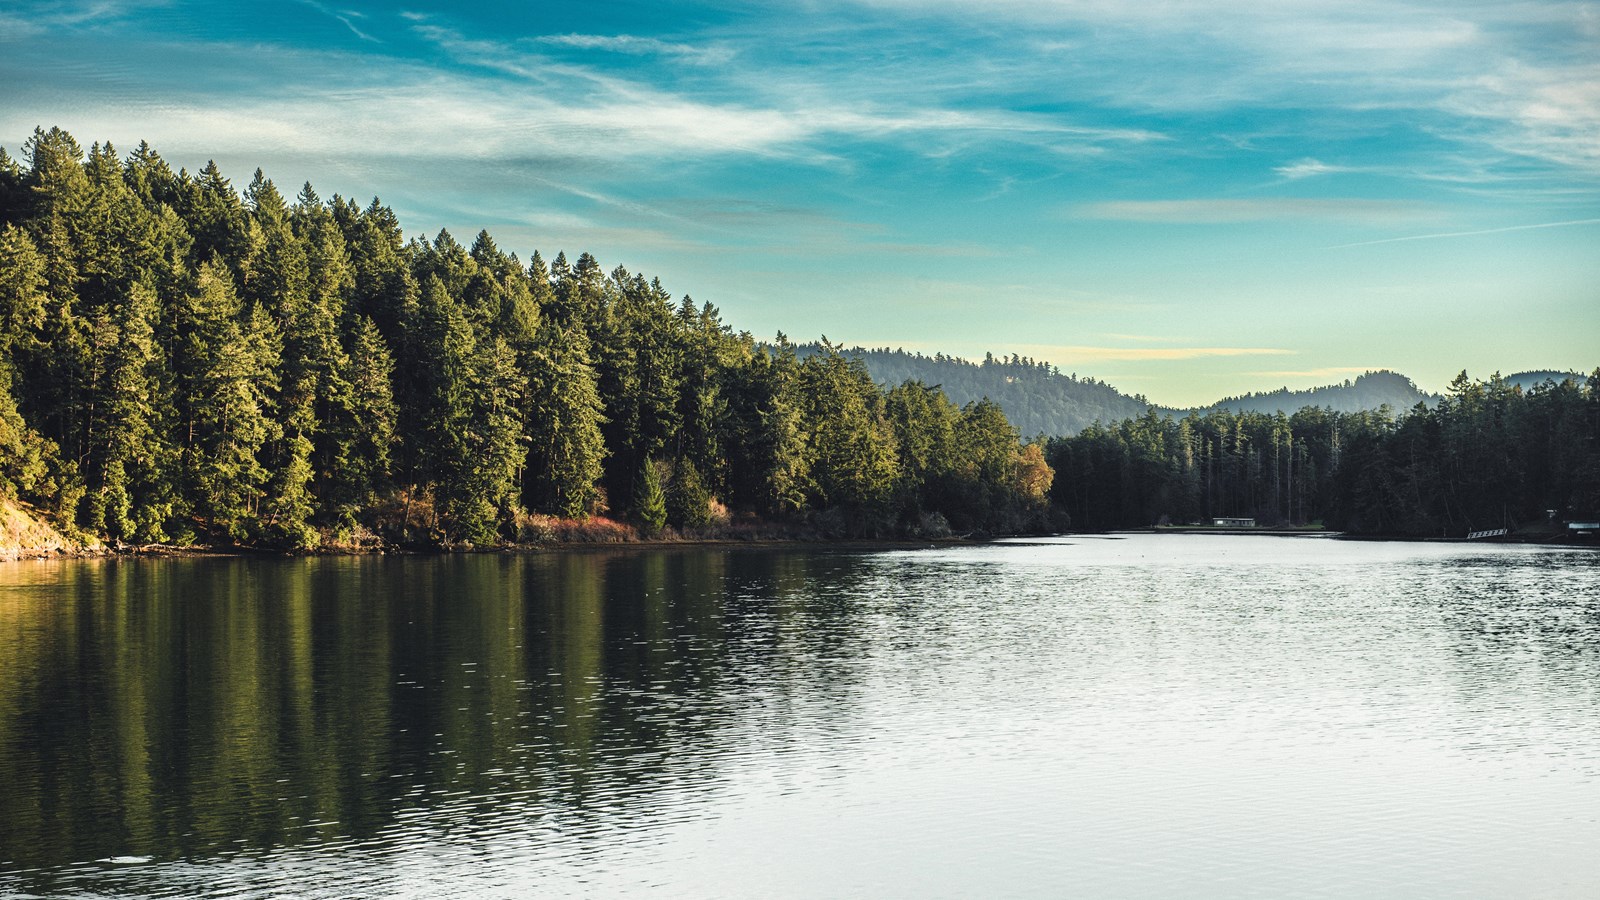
[1202, 370, 1435, 416]
[822, 345, 1587, 438]
[802, 345, 1151, 437]
[1503, 370, 1590, 392]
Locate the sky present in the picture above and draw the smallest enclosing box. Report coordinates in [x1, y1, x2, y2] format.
[2, 0, 1597, 406]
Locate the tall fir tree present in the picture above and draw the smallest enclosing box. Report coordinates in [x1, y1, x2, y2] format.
[522, 323, 607, 519]
[177, 257, 280, 540]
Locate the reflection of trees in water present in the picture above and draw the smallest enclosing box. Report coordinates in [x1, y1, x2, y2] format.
[0, 550, 880, 879]
[1418, 552, 1600, 677]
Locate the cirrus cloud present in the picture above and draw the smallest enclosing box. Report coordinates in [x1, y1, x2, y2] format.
[1074, 198, 1438, 224]
[1009, 345, 1295, 362]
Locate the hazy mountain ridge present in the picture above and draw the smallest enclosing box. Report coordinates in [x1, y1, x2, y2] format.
[800, 345, 1151, 437]
[833, 344, 1587, 437]
[1504, 370, 1590, 392]
[1201, 370, 1436, 416]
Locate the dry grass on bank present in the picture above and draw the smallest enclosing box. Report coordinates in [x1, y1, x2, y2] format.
[0, 497, 85, 559]
[515, 513, 639, 544]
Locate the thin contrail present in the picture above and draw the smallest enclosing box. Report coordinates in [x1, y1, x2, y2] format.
[1330, 217, 1600, 248]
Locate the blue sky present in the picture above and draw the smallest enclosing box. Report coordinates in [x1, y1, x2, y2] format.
[3, 0, 1597, 405]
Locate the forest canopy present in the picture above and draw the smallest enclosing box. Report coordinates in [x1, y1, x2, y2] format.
[1044, 372, 1600, 536]
[0, 127, 1593, 548]
[0, 127, 1054, 548]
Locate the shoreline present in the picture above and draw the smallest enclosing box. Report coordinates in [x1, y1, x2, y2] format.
[5, 527, 1595, 563]
[0, 534, 995, 563]
[1145, 526, 1332, 536]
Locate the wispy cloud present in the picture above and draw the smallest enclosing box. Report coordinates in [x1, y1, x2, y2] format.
[392, 22, 1166, 163]
[2, 0, 1592, 416]
[1101, 333, 1190, 343]
[1075, 198, 1436, 224]
[833, 0, 1600, 177]
[296, 0, 378, 43]
[1245, 366, 1384, 378]
[0, 0, 166, 40]
[1330, 217, 1600, 248]
[1007, 345, 1294, 362]
[535, 33, 733, 65]
[1438, 61, 1600, 172]
[1274, 158, 1352, 180]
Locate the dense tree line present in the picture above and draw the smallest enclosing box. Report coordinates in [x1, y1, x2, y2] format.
[0, 128, 1052, 548]
[1046, 371, 1600, 536]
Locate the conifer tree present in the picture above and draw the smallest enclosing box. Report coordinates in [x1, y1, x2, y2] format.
[0, 224, 65, 507]
[244, 172, 323, 545]
[178, 258, 280, 540]
[634, 459, 667, 536]
[667, 456, 712, 529]
[17, 128, 95, 472]
[522, 324, 607, 518]
[452, 334, 526, 543]
[411, 274, 474, 534]
[83, 281, 177, 540]
[797, 342, 900, 522]
[722, 337, 807, 515]
[885, 379, 960, 510]
[0, 148, 24, 224]
[181, 159, 250, 270]
[321, 316, 397, 521]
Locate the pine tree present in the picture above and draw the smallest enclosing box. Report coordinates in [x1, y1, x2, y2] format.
[634, 458, 667, 535]
[723, 337, 808, 515]
[320, 316, 396, 522]
[181, 159, 250, 270]
[83, 281, 177, 541]
[177, 258, 280, 540]
[453, 334, 526, 544]
[522, 324, 607, 518]
[0, 224, 63, 507]
[410, 274, 474, 536]
[667, 456, 712, 529]
[797, 341, 899, 523]
[244, 171, 323, 545]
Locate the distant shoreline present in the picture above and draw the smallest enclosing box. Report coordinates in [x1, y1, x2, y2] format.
[1145, 525, 1332, 536]
[9, 527, 1598, 563]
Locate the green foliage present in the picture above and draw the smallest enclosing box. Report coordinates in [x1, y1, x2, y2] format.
[0, 129, 1069, 546]
[634, 459, 667, 536]
[723, 338, 808, 515]
[83, 281, 178, 541]
[325, 316, 397, 518]
[13, 129, 1586, 548]
[0, 225, 47, 349]
[455, 334, 526, 543]
[667, 457, 712, 529]
[1045, 371, 1600, 536]
[522, 324, 607, 519]
[0, 361, 60, 504]
[179, 259, 280, 539]
[797, 342, 900, 523]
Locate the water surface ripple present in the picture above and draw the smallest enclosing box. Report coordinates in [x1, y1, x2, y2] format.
[1, 535, 1597, 897]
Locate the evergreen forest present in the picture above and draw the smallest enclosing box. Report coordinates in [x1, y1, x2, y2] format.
[1045, 372, 1600, 536]
[0, 128, 1594, 550]
[0, 128, 1054, 549]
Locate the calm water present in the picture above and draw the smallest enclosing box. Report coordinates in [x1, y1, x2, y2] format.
[1, 535, 1598, 898]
